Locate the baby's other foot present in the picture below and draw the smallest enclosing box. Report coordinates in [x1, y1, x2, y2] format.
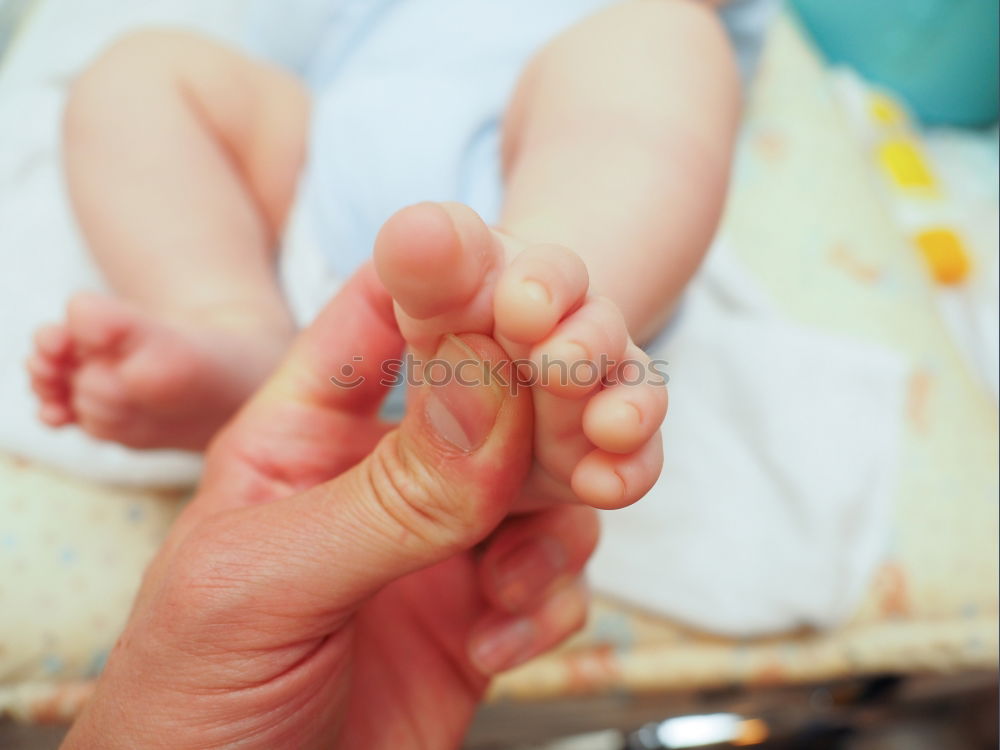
[27, 293, 290, 451]
[374, 202, 666, 510]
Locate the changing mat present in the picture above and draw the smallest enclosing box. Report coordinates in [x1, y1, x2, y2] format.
[1, 3, 997, 720]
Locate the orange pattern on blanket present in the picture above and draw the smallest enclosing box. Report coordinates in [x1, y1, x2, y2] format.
[748, 659, 788, 687]
[873, 562, 912, 618]
[753, 129, 788, 162]
[827, 243, 883, 285]
[564, 644, 620, 693]
[905, 369, 933, 434]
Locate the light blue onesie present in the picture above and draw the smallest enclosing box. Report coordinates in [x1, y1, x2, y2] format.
[242, 0, 774, 323]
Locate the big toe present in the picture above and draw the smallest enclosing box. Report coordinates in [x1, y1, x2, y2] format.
[494, 244, 589, 347]
[66, 292, 141, 357]
[374, 202, 504, 355]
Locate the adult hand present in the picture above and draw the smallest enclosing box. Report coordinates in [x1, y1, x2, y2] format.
[63, 265, 598, 749]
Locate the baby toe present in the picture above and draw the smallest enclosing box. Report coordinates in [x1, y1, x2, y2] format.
[38, 402, 75, 427]
[73, 394, 134, 442]
[494, 244, 588, 346]
[570, 432, 663, 510]
[34, 324, 74, 362]
[27, 354, 72, 413]
[66, 292, 137, 356]
[374, 202, 500, 322]
[72, 363, 130, 417]
[26, 353, 63, 386]
[30, 376, 69, 404]
[582, 350, 667, 454]
[374, 202, 507, 358]
[530, 296, 628, 399]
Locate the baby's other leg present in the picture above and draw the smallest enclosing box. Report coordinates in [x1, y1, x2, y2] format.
[500, 0, 740, 342]
[29, 30, 309, 450]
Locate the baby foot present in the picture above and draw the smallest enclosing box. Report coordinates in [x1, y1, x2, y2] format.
[374, 202, 666, 510]
[27, 293, 290, 451]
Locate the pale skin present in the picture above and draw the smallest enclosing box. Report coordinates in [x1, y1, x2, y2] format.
[28, 0, 740, 510]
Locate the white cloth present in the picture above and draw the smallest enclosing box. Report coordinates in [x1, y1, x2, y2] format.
[589, 243, 907, 636]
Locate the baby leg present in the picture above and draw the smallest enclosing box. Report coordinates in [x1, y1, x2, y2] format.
[499, 0, 740, 342]
[28, 30, 309, 450]
[377, 2, 741, 508]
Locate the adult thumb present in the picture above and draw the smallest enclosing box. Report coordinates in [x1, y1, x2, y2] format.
[226, 332, 532, 619]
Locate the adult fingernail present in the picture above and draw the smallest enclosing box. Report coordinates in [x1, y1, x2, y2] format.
[468, 616, 536, 675]
[424, 334, 505, 452]
[493, 536, 567, 611]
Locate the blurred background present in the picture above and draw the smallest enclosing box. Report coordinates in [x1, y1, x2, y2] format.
[0, 0, 997, 748]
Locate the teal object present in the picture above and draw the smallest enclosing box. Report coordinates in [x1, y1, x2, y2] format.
[789, 0, 999, 127]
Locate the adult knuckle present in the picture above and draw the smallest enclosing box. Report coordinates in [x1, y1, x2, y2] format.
[365, 434, 474, 551]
